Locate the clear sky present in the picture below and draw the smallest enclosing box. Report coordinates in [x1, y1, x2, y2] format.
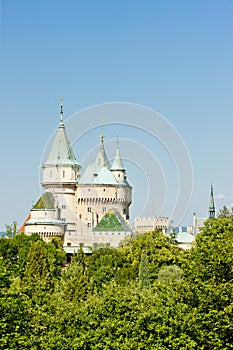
[1, 0, 233, 230]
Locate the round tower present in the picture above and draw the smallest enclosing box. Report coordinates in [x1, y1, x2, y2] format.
[41, 98, 80, 234]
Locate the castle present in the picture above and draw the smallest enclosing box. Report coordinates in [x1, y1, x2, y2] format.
[22, 100, 133, 252]
[20, 100, 216, 252]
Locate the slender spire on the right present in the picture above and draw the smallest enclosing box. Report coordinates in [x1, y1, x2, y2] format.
[209, 183, 215, 219]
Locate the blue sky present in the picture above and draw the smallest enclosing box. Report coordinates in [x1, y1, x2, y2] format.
[1, 0, 233, 230]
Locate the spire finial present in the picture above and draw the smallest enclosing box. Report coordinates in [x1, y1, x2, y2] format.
[116, 135, 119, 148]
[60, 96, 63, 121]
[59, 97, 64, 128]
[100, 113, 105, 147]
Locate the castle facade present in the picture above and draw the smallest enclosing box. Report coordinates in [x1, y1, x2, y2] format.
[23, 101, 133, 252]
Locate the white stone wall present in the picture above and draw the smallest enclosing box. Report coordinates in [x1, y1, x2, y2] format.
[134, 217, 169, 234]
[42, 165, 78, 185]
[25, 224, 64, 243]
[64, 230, 131, 248]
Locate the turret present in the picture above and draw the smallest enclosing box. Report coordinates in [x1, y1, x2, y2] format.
[111, 139, 126, 183]
[94, 130, 110, 170]
[41, 98, 80, 234]
[41, 98, 80, 188]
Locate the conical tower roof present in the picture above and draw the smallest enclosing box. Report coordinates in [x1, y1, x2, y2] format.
[95, 132, 110, 170]
[44, 99, 79, 167]
[111, 146, 125, 171]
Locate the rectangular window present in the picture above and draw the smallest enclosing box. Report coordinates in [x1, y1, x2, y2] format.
[62, 205, 66, 209]
[102, 207, 106, 213]
[87, 223, 91, 228]
[87, 207, 91, 212]
[67, 243, 71, 247]
[63, 170, 65, 178]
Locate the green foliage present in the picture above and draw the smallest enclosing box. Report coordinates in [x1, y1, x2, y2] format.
[157, 264, 183, 284]
[4, 221, 17, 238]
[0, 219, 232, 349]
[218, 205, 233, 218]
[139, 251, 150, 290]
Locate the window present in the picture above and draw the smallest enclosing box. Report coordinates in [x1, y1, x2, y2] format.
[102, 207, 106, 213]
[63, 170, 65, 178]
[118, 174, 120, 178]
[62, 205, 66, 209]
[87, 223, 91, 228]
[67, 243, 71, 247]
[103, 188, 106, 192]
[87, 207, 91, 212]
[79, 214, 82, 219]
[50, 171, 52, 178]
[62, 218, 66, 222]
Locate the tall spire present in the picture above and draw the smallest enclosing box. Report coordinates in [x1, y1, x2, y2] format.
[59, 97, 64, 128]
[209, 184, 215, 219]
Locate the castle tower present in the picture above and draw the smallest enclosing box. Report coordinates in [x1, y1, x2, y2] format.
[208, 184, 215, 219]
[111, 139, 125, 183]
[41, 98, 80, 234]
[111, 140, 132, 220]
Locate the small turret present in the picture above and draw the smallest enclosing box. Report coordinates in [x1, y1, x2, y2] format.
[94, 126, 110, 170]
[209, 184, 215, 219]
[111, 139, 126, 183]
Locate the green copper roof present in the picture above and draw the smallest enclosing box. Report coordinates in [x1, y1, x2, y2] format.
[95, 167, 118, 185]
[44, 119, 79, 167]
[94, 210, 125, 231]
[111, 147, 125, 171]
[209, 184, 215, 219]
[33, 192, 55, 210]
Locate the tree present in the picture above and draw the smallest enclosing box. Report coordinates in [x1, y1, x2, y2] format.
[157, 264, 183, 284]
[218, 205, 232, 218]
[4, 221, 17, 238]
[139, 251, 150, 290]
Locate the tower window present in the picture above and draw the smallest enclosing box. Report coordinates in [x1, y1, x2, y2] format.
[102, 207, 106, 213]
[87, 207, 91, 212]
